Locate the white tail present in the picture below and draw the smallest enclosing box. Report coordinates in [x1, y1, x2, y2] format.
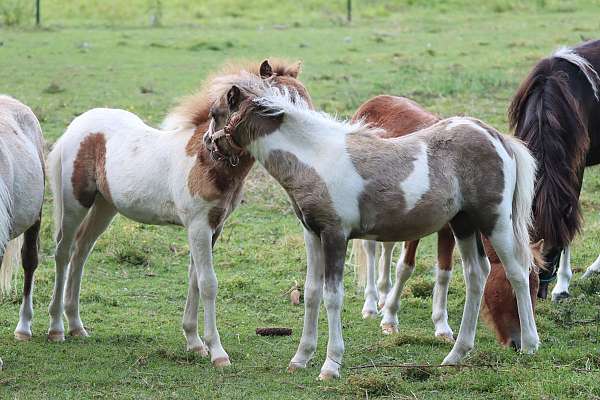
[47, 140, 64, 242]
[352, 239, 369, 288]
[507, 138, 537, 271]
[0, 236, 22, 294]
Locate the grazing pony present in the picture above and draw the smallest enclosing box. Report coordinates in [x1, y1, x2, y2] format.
[352, 95, 541, 348]
[509, 40, 600, 300]
[47, 60, 311, 368]
[204, 78, 540, 379]
[0, 96, 45, 368]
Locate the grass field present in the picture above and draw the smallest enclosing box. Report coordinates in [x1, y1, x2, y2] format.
[1, 1, 600, 398]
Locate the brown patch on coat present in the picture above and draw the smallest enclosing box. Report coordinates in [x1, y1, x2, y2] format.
[436, 225, 455, 271]
[208, 206, 226, 230]
[480, 237, 541, 348]
[71, 133, 112, 207]
[263, 150, 340, 235]
[351, 95, 439, 138]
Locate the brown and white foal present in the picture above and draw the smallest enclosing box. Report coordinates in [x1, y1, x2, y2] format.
[353, 95, 541, 348]
[205, 78, 540, 379]
[47, 60, 311, 368]
[0, 96, 44, 369]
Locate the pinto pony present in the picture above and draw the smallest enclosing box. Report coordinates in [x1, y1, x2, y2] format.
[204, 78, 540, 379]
[0, 96, 45, 369]
[509, 40, 600, 300]
[47, 60, 310, 368]
[352, 95, 541, 347]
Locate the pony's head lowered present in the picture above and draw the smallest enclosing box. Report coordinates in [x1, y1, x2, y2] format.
[204, 75, 312, 165]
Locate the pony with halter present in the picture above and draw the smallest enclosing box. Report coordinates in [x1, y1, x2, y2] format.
[0, 95, 45, 369]
[46, 59, 310, 368]
[205, 77, 539, 379]
[509, 40, 600, 301]
[351, 95, 542, 348]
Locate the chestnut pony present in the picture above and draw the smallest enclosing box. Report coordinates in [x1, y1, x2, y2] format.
[0, 96, 45, 369]
[47, 60, 311, 368]
[205, 77, 539, 379]
[353, 95, 541, 348]
[509, 41, 600, 300]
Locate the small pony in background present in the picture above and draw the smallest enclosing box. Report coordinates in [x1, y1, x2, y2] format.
[509, 40, 600, 300]
[0, 95, 45, 369]
[46, 59, 310, 368]
[352, 95, 542, 348]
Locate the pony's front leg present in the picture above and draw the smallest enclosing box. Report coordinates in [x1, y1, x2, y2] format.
[318, 231, 347, 381]
[551, 247, 572, 302]
[361, 240, 378, 319]
[182, 254, 209, 357]
[289, 229, 324, 372]
[187, 222, 229, 367]
[582, 253, 600, 279]
[380, 241, 418, 334]
[442, 235, 489, 365]
[377, 242, 395, 308]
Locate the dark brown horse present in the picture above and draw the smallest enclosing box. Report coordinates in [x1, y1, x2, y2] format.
[509, 40, 600, 299]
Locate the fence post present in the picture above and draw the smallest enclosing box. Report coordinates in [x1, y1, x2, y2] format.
[347, 0, 352, 22]
[35, 0, 40, 26]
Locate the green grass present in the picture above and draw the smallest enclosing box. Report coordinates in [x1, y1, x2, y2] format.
[1, 1, 600, 398]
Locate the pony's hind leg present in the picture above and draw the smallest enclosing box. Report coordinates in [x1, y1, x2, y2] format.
[551, 247, 572, 302]
[14, 219, 41, 341]
[432, 226, 455, 342]
[63, 197, 116, 337]
[377, 242, 395, 308]
[361, 240, 378, 319]
[442, 234, 490, 365]
[182, 254, 209, 356]
[489, 225, 539, 354]
[48, 201, 88, 342]
[380, 240, 418, 334]
[581, 253, 600, 279]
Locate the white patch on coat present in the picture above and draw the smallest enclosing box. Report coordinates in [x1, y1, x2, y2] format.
[399, 141, 430, 212]
[0, 179, 11, 253]
[553, 47, 600, 100]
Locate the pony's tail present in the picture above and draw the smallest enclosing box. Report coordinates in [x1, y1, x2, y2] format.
[507, 139, 537, 270]
[351, 239, 368, 288]
[508, 48, 597, 248]
[1, 236, 23, 294]
[47, 139, 64, 243]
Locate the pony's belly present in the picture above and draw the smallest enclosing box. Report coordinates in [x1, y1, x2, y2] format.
[113, 198, 183, 226]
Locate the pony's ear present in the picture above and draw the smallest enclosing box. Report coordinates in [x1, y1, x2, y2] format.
[227, 85, 244, 109]
[259, 60, 274, 78]
[286, 61, 302, 78]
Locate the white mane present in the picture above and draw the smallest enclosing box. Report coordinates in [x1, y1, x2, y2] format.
[553, 46, 600, 101]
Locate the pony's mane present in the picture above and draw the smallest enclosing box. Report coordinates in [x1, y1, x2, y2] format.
[253, 83, 381, 137]
[553, 47, 600, 100]
[162, 59, 302, 130]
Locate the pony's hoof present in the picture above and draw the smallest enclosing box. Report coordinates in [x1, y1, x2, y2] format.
[435, 332, 455, 343]
[381, 323, 398, 335]
[69, 328, 89, 337]
[318, 370, 339, 380]
[189, 345, 209, 357]
[377, 301, 386, 309]
[14, 331, 32, 341]
[212, 357, 231, 368]
[47, 330, 65, 342]
[520, 340, 540, 355]
[287, 362, 306, 373]
[442, 353, 461, 366]
[551, 291, 570, 303]
[362, 310, 378, 319]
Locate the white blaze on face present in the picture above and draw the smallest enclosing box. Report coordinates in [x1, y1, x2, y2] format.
[399, 141, 430, 212]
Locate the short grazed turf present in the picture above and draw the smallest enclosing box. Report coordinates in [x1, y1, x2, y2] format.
[0, 1, 599, 398]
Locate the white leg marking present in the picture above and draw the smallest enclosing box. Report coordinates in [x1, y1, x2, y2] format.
[432, 268, 454, 341]
[15, 290, 34, 341]
[380, 246, 415, 335]
[289, 229, 324, 371]
[319, 280, 345, 380]
[377, 242, 395, 308]
[188, 222, 229, 367]
[182, 256, 208, 356]
[551, 247, 572, 302]
[582, 253, 600, 279]
[361, 240, 378, 319]
[443, 235, 489, 365]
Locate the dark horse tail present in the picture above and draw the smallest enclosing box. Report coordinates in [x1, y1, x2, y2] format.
[508, 47, 598, 250]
